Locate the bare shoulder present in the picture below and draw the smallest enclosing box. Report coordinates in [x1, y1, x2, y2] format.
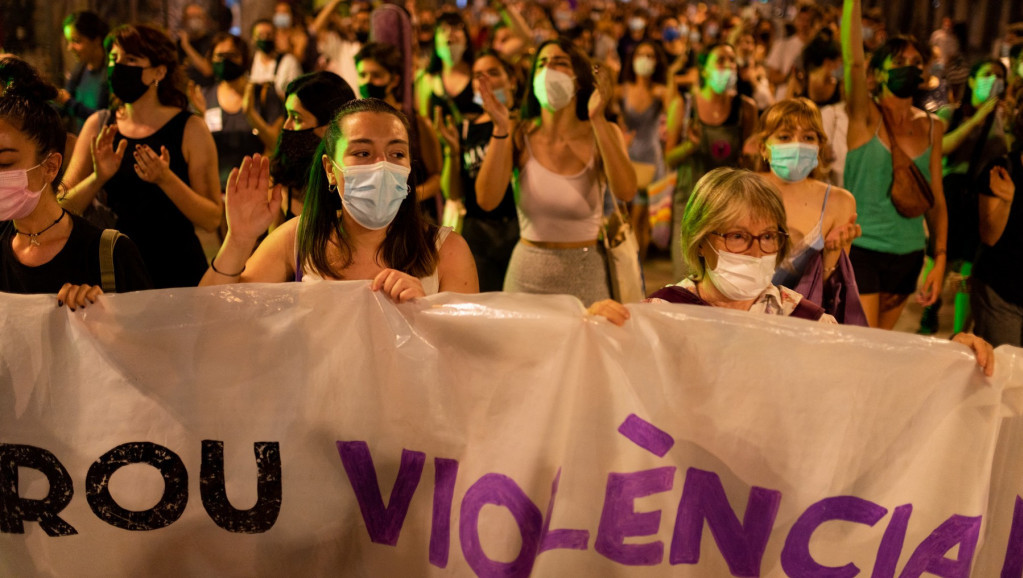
[438, 227, 471, 260]
[826, 184, 857, 214]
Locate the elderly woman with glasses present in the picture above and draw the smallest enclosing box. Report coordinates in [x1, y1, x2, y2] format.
[588, 167, 996, 376]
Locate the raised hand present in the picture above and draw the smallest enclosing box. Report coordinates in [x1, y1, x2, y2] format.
[371, 268, 426, 303]
[433, 106, 460, 156]
[225, 154, 283, 242]
[91, 123, 128, 184]
[588, 63, 614, 120]
[133, 144, 171, 185]
[477, 74, 511, 136]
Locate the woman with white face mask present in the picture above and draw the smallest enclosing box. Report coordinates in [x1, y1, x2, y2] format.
[664, 42, 758, 280]
[587, 168, 996, 376]
[199, 98, 478, 303]
[475, 39, 637, 306]
[617, 40, 669, 259]
[754, 99, 865, 324]
[0, 56, 151, 307]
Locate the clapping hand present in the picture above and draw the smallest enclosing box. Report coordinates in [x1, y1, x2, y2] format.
[91, 123, 128, 184]
[133, 144, 171, 185]
[477, 74, 511, 136]
[588, 63, 614, 120]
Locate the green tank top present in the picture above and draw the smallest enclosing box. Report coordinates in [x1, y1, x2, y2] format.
[844, 116, 932, 254]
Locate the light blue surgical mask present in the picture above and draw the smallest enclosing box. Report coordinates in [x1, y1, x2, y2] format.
[769, 142, 819, 182]
[472, 87, 510, 108]
[973, 75, 1004, 104]
[332, 159, 411, 230]
[707, 67, 736, 94]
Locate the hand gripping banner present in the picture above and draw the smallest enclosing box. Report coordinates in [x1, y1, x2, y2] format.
[1, 282, 1022, 576]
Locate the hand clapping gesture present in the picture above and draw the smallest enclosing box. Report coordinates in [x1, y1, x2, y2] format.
[133, 144, 172, 185]
[225, 154, 283, 242]
[433, 106, 460, 156]
[477, 74, 511, 137]
[91, 123, 128, 184]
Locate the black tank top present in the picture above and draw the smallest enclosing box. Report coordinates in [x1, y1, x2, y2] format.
[108, 110, 209, 288]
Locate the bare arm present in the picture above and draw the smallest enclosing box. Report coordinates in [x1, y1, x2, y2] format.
[200, 155, 288, 286]
[178, 32, 213, 79]
[436, 231, 479, 294]
[174, 116, 225, 231]
[980, 165, 1015, 245]
[417, 115, 444, 202]
[475, 75, 516, 211]
[243, 84, 284, 150]
[842, 0, 872, 135]
[62, 113, 127, 214]
[311, 0, 344, 36]
[821, 186, 859, 281]
[919, 115, 948, 306]
[664, 92, 697, 167]
[494, 1, 534, 48]
[589, 66, 637, 202]
[942, 99, 998, 154]
[434, 108, 462, 201]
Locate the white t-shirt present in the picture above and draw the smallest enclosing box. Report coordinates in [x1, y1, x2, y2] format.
[249, 52, 303, 100]
[318, 32, 362, 95]
[766, 35, 805, 102]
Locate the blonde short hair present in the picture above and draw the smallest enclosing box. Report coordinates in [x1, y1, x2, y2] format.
[680, 168, 790, 281]
[753, 97, 830, 179]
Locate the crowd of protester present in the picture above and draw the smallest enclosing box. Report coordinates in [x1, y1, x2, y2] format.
[0, 0, 1019, 367]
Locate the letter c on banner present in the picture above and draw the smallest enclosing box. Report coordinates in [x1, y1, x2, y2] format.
[460, 473, 543, 578]
[85, 442, 189, 531]
[780, 496, 888, 577]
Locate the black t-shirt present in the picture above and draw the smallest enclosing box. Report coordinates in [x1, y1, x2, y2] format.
[0, 213, 153, 294]
[459, 120, 516, 220]
[973, 153, 1023, 306]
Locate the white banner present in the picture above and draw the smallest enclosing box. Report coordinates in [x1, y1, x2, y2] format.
[1, 282, 1022, 577]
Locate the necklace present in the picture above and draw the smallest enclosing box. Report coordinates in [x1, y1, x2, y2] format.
[13, 209, 66, 247]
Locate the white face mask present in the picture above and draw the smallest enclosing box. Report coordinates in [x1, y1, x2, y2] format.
[0, 160, 48, 220]
[332, 160, 411, 230]
[473, 87, 510, 108]
[533, 67, 576, 112]
[705, 245, 777, 301]
[707, 67, 736, 94]
[633, 55, 656, 78]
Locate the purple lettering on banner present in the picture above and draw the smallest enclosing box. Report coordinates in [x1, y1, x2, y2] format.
[335, 441, 426, 546]
[1003, 495, 1023, 577]
[595, 466, 676, 566]
[538, 468, 589, 553]
[781, 496, 888, 578]
[872, 504, 912, 578]
[670, 467, 781, 576]
[617, 414, 675, 457]
[429, 458, 459, 568]
[459, 473, 543, 578]
[897, 514, 981, 578]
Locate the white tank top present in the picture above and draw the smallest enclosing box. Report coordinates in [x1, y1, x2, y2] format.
[515, 135, 603, 243]
[300, 226, 452, 295]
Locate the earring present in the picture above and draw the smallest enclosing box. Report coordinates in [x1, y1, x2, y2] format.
[328, 182, 338, 192]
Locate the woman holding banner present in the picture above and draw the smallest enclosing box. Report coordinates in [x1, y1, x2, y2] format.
[587, 168, 995, 375]
[199, 98, 478, 302]
[0, 56, 151, 307]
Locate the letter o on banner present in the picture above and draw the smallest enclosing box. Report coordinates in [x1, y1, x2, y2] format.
[85, 442, 189, 531]
[460, 473, 543, 578]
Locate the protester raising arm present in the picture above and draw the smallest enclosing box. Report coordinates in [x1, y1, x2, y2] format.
[474, 74, 516, 212]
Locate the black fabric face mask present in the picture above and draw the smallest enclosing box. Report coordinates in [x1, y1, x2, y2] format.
[108, 63, 150, 103]
[213, 59, 246, 82]
[255, 39, 275, 55]
[885, 66, 923, 99]
[269, 127, 323, 190]
[358, 82, 388, 100]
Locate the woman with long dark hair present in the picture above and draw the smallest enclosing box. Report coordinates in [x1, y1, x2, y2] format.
[62, 23, 222, 289]
[475, 38, 636, 305]
[199, 98, 478, 301]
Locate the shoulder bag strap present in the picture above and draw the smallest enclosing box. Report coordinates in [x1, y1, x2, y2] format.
[99, 229, 122, 293]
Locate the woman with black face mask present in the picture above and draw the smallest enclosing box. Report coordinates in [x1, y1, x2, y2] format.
[195, 33, 286, 190]
[61, 24, 223, 289]
[842, 0, 949, 330]
[268, 71, 356, 227]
